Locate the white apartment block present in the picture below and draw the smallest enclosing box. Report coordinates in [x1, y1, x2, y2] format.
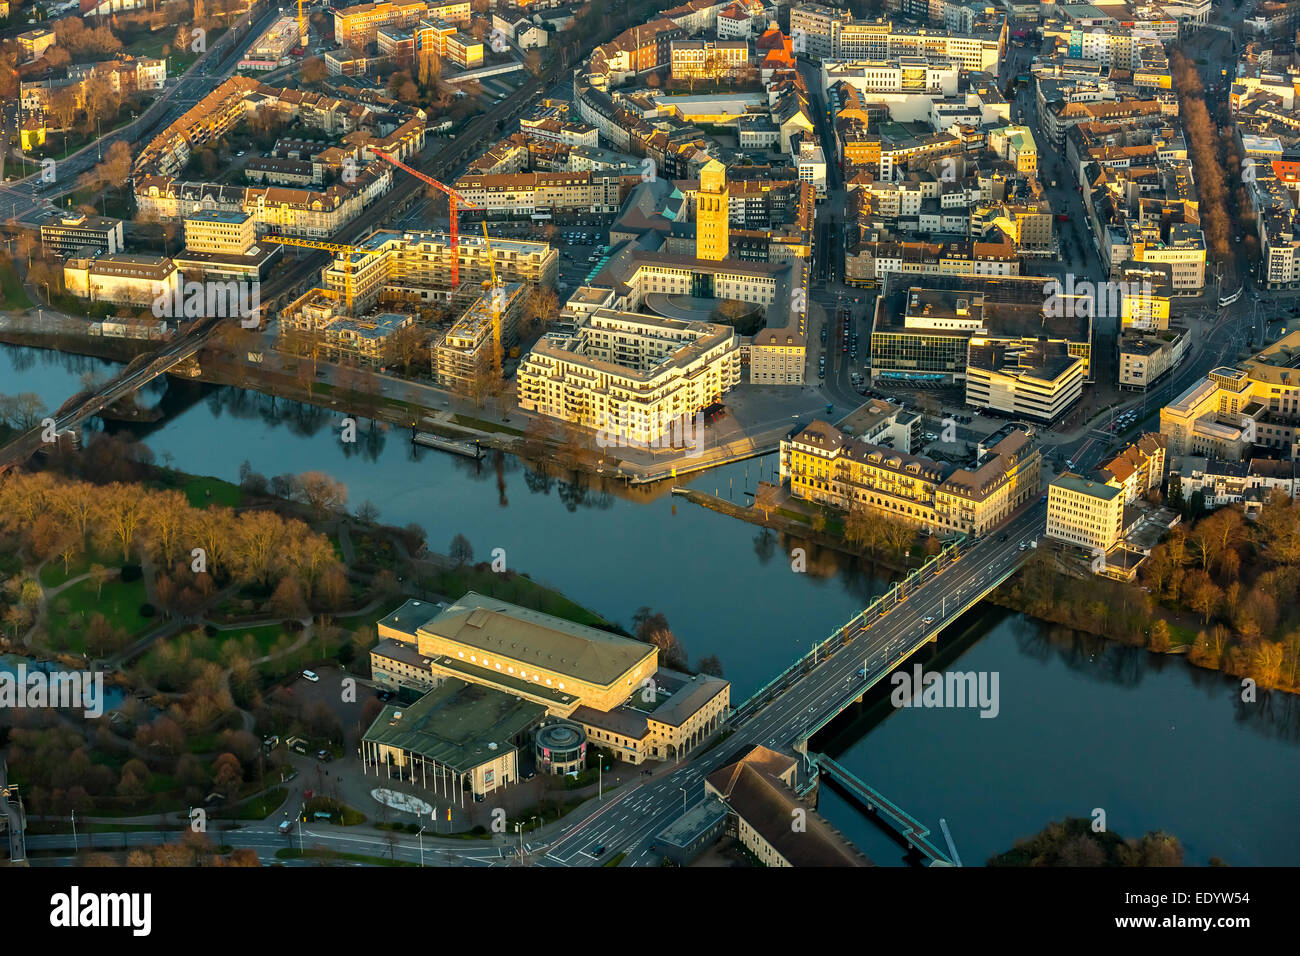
[517, 309, 741, 444]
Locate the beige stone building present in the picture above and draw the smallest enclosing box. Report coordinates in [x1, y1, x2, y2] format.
[781, 420, 1040, 537]
[369, 593, 730, 766]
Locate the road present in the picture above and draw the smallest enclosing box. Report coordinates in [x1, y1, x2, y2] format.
[537, 501, 1048, 866]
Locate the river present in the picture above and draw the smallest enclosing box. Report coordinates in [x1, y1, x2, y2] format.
[3, 343, 1298, 865]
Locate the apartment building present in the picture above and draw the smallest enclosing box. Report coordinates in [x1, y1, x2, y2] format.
[280, 288, 415, 367]
[433, 283, 527, 391]
[780, 420, 1040, 537]
[1046, 473, 1125, 552]
[1098, 433, 1167, 504]
[320, 229, 558, 310]
[847, 237, 1020, 283]
[1172, 457, 1299, 511]
[17, 27, 56, 61]
[451, 170, 623, 215]
[21, 56, 166, 111]
[517, 309, 741, 443]
[1118, 329, 1189, 391]
[333, 0, 439, 47]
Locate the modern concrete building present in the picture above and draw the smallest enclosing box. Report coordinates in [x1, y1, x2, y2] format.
[1160, 331, 1300, 460]
[965, 338, 1086, 424]
[40, 214, 124, 257]
[432, 282, 526, 391]
[362, 677, 543, 801]
[183, 210, 257, 255]
[1046, 473, 1125, 552]
[321, 229, 558, 309]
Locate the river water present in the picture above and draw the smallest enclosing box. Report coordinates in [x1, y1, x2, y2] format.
[3, 344, 1298, 865]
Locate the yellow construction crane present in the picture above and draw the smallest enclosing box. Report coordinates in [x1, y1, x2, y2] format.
[480, 221, 503, 377]
[262, 235, 375, 311]
[298, 0, 308, 48]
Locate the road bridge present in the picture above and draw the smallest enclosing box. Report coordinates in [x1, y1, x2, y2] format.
[540, 498, 1049, 866]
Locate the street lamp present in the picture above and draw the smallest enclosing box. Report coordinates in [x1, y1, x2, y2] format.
[418, 825, 427, 866]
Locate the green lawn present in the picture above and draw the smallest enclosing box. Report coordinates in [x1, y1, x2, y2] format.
[182, 476, 244, 509]
[215, 787, 288, 821]
[0, 258, 33, 310]
[45, 574, 152, 654]
[1167, 621, 1198, 648]
[209, 622, 298, 659]
[40, 545, 117, 589]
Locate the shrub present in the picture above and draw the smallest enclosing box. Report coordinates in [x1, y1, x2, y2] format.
[283, 619, 305, 633]
[139, 603, 156, 618]
[120, 564, 143, 583]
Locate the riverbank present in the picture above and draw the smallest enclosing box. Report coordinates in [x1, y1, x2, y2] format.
[989, 551, 1300, 696]
[672, 485, 920, 576]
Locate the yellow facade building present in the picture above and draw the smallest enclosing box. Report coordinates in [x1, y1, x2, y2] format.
[780, 420, 1040, 537]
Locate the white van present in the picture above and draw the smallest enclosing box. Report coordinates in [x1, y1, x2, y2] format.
[302, 670, 319, 682]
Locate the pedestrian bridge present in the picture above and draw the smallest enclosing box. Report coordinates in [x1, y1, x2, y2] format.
[810, 753, 956, 866]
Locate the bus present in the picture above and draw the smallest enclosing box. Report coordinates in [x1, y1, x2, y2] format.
[530, 212, 552, 221]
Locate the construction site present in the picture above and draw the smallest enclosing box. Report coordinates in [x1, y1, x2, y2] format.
[273, 155, 558, 387]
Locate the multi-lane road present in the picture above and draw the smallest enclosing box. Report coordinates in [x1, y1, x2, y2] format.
[536, 500, 1048, 866]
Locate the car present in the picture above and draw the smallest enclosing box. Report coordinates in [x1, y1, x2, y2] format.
[1019, 542, 1028, 551]
[594, 845, 606, 855]
[923, 616, 935, 625]
[316, 749, 331, 761]
[1065, 460, 1074, 469]
[1001, 533, 1009, 541]
[301, 670, 319, 682]
[818, 366, 825, 378]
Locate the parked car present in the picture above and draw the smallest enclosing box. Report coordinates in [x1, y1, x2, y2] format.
[302, 670, 319, 682]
